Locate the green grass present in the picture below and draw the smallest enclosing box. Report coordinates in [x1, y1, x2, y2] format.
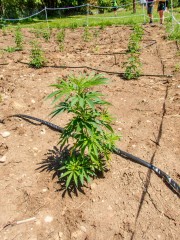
[0, 7, 149, 29]
[0, 6, 179, 40]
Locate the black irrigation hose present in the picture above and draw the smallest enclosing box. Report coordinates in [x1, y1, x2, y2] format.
[18, 61, 173, 78]
[91, 41, 157, 55]
[3, 114, 180, 196]
[46, 64, 173, 78]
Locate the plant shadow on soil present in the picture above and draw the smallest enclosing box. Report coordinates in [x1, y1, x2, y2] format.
[36, 145, 107, 198]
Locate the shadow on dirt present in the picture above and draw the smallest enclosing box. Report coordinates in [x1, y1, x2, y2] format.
[36, 145, 85, 197]
[36, 145, 106, 198]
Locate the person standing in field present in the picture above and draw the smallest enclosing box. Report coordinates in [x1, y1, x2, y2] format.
[146, 0, 155, 24]
[156, 0, 166, 24]
[112, 0, 118, 16]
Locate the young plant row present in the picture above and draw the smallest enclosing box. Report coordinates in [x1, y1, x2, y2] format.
[123, 24, 143, 80]
[2, 25, 102, 68]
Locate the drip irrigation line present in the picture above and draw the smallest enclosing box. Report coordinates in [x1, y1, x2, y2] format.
[46, 64, 173, 78]
[2, 114, 180, 196]
[88, 14, 145, 20]
[176, 41, 180, 51]
[92, 51, 127, 55]
[0, 63, 8, 65]
[17, 61, 173, 78]
[141, 41, 157, 49]
[92, 41, 157, 56]
[156, 44, 165, 75]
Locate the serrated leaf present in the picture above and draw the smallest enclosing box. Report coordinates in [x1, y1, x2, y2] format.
[73, 173, 78, 187]
[79, 97, 84, 108]
[80, 173, 84, 185]
[60, 170, 72, 178]
[66, 172, 73, 188]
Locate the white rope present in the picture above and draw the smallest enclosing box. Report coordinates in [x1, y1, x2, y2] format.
[2, 1, 179, 26]
[3, 8, 45, 21]
[172, 15, 180, 24]
[88, 14, 145, 19]
[46, 4, 87, 10]
[2, 2, 141, 21]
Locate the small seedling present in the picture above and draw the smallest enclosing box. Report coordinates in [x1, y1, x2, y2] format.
[15, 25, 23, 51]
[56, 29, 65, 51]
[83, 26, 92, 42]
[33, 28, 42, 38]
[48, 73, 119, 189]
[2, 26, 7, 36]
[124, 54, 141, 80]
[174, 63, 180, 72]
[93, 29, 100, 39]
[93, 45, 100, 53]
[123, 24, 143, 80]
[42, 30, 51, 42]
[127, 40, 140, 53]
[70, 22, 78, 30]
[5, 46, 16, 53]
[29, 40, 46, 68]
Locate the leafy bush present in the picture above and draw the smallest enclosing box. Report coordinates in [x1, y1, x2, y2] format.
[15, 25, 23, 51]
[83, 26, 92, 42]
[124, 24, 143, 80]
[42, 30, 51, 42]
[124, 54, 141, 79]
[48, 73, 119, 188]
[29, 40, 46, 68]
[167, 24, 180, 42]
[56, 29, 65, 51]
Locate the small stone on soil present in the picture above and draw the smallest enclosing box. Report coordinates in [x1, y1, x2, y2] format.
[0, 155, 6, 163]
[1, 131, 10, 138]
[44, 215, 53, 223]
[40, 128, 46, 135]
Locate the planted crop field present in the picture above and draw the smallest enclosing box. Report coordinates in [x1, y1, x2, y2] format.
[0, 24, 180, 239]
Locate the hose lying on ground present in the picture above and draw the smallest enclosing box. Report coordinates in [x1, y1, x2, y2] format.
[2, 114, 180, 196]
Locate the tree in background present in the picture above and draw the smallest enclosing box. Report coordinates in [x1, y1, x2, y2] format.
[0, 0, 41, 18]
[133, 0, 136, 13]
[0, 0, 179, 19]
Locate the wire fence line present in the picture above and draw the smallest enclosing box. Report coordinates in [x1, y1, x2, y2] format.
[0, 2, 179, 27]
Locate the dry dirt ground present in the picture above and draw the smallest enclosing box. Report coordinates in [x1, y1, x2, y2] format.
[0, 25, 180, 240]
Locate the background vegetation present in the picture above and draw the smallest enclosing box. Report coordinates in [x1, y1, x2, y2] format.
[1, 1, 179, 19]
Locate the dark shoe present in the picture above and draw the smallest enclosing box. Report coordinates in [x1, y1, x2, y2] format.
[149, 20, 153, 24]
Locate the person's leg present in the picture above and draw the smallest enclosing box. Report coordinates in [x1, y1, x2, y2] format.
[158, 1, 166, 24]
[148, 13, 153, 23]
[147, 3, 153, 23]
[159, 10, 164, 24]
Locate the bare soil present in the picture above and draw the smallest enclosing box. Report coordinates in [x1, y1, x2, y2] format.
[0, 25, 180, 240]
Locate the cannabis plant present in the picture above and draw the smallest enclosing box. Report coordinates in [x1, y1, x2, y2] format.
[83, 27, 92, 42]
[29, 40, 46, 68]
[56, 29, 65, 51]
[127, 40, 140, 53]
[15, 25, 23, 51]
[124, 54, 141, 80]
[48, 73, 119, 188]
[5, 46, 16, 53]
[2, 26, 7, 36]
[124, 24, 143, 80]
[42, 29, 51, 42]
